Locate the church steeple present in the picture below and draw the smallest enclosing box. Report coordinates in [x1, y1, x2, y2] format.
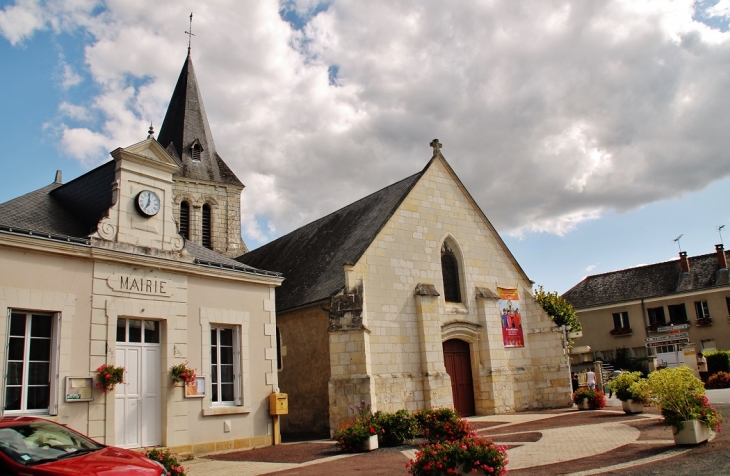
[157, 53, 243, 187]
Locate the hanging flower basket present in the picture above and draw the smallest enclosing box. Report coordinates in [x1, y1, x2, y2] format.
[170, 361, 197, 386]
[96, 364, 125, 393]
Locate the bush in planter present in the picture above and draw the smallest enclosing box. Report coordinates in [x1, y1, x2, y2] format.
[413, 408, 474, 443]
[407, 436, 508, 476]
[170, 361, 197, 386]
[707, 371, 730, 389]
[333, 400, 380, 452]
[606, 371, 649, 403]
[95, 364, 125, 393]
[144, 447, 186, 476]
[372, 409, 418, 447]
[572, 388, 606, 409]
[647, 366, 722, 433]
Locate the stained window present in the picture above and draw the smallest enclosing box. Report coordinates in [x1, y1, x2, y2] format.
[202, 204, 212, 249]
[441, 244, 461, 303]
[179, 201, 190, 240]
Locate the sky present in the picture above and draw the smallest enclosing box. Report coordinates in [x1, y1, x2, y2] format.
[1, 0, 729, 294]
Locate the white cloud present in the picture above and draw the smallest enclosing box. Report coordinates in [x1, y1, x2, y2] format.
[585, 265, 597, 272]
[4, 0, 730, 249]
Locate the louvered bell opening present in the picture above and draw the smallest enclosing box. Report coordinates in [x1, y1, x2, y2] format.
[202, 204, 212, 249]
[192, 144, 202, 161]
[179, 201, 190, 239]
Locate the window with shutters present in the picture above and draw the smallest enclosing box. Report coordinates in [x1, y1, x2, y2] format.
[202, 204, 212, 249]
[5, 311, 60, 415]
[441, 241, 462, 303]
[179, 201, 190, 240]
[210, 326, 241, 405]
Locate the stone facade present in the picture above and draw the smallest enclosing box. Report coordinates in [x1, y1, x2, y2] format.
[272, 154, 572, 433]
[172, 177, 247, 257]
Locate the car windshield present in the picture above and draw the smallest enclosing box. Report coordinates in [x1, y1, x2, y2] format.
[0, 419, 102, 466]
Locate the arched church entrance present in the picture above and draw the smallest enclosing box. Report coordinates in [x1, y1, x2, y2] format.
[442, 339, 475, 416]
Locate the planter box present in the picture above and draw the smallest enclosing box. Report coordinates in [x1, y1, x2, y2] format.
[673, 420, 711, 445]
[363, 434, 378, 451]
[621, 400, 644, 414]
[576, 398, 591, 410]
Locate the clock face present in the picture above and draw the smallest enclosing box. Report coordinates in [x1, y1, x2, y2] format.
[135, 190, 161, 217]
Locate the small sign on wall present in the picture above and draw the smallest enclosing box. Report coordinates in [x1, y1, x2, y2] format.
[184, 376, 206, 398]
[65, 377, 94, 402]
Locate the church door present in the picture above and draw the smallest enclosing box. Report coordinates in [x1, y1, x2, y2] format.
[443, 339, 475, 417]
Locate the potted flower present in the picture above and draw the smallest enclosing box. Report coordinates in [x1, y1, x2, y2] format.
[170, 361, 197, 387]
[407, 436, 508, 476]
[144, 447, 187, 476]
[606, 371, 649, 414]
[95, 364, 125, 393]
[333, 400, 380, 452]
[572, 388, 606, 410]
[646, 366, 723, 444]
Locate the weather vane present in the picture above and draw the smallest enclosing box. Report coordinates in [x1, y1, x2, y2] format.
[185, 12, 195, 53]
[673, 234, 684, 253]
[720, 225, 726, 246]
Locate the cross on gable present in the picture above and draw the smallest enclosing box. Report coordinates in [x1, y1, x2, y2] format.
[430, 139, 442, 154]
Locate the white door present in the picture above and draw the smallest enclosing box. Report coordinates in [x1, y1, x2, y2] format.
[115, 319, 161, 448]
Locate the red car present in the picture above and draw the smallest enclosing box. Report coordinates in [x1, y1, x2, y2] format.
[0, 416, 167, 475]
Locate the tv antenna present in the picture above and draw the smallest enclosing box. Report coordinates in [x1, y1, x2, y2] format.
[673, 234, 684, 253]
[720, 225, 726, 246]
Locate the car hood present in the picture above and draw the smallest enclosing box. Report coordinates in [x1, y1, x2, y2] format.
[34, 447, 161, 475]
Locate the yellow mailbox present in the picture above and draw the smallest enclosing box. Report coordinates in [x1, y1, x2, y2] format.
[269, 392, 288, 415]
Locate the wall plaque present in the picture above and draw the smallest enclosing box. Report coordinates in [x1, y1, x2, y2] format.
[107, 272, 171, 297]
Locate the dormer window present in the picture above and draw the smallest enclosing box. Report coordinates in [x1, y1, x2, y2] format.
[191, 141, 202, 161]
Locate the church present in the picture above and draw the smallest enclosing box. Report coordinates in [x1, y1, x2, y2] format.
[0, 51, 283, 454]
[239, 141, 572, 436]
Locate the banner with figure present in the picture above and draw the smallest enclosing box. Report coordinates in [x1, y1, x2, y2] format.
[498, 287, 525, 348]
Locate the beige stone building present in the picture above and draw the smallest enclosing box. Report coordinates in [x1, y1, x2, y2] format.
[0, 52, 283, 454]
[563, 247, 730, 370]
[239, 143, 572, 436]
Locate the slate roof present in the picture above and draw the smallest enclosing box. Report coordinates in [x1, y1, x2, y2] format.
[157, 53, 243, 187]
[237, 171, 424, 312]
[562, 251, 730, 309]
[0, 164, 275, 277]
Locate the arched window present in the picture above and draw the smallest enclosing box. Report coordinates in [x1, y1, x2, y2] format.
[276, 327, 283, 371]
[202, 204, 212, 249]
[179, 201, 190, 239]
[441, 243, 461, 303]
[191, 143, 202, 161]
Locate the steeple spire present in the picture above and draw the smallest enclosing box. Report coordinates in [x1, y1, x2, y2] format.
[156, 53, 243, 187]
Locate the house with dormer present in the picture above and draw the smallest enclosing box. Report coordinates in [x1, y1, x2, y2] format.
[0, 51, 282, 454]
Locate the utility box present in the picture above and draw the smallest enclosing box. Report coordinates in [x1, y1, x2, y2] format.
[269, 392, 288, 415]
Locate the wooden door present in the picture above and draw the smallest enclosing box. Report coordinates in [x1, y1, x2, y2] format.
[443, 339, 475, 417]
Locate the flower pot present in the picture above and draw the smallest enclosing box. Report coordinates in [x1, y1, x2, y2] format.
[673, 420, 711, 445]
[577, 398, 590, 410]
[621, 399, 644, 414]
[363, 434, 378, 451]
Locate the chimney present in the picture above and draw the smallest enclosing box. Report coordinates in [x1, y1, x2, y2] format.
[679, 251, 690, 273]
[54, 170, 62, 184]
[717, 244, 728, 269]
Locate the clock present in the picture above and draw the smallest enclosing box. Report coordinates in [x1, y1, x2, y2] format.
[135, 190, 161, 217]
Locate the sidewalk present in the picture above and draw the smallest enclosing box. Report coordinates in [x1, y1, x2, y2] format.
[184, 397, 700, 476]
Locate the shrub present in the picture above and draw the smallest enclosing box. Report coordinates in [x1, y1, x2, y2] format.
[413, 408, 474, 443]
[706, 371, 730, 389]
[95, 364, 125, 393]
[372, 409, 418, 447]
[407, 436, 508, 476]
[144, 447, 186, 476]
[704, 351, 730, 375]
[572, 388, 606, 409]
[606, 371, 649, 403]
[647, 366, 722, 433]
[333, 400, 380, 452]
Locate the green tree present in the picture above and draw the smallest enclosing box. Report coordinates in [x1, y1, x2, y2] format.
[533, 285, 582, 333]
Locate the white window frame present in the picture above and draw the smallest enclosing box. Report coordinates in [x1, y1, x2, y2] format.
[612, 311, 629, 329]
[4, 310, 60, 416]
[210, 325, 242, 406]
[695, 301, 710, 319]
